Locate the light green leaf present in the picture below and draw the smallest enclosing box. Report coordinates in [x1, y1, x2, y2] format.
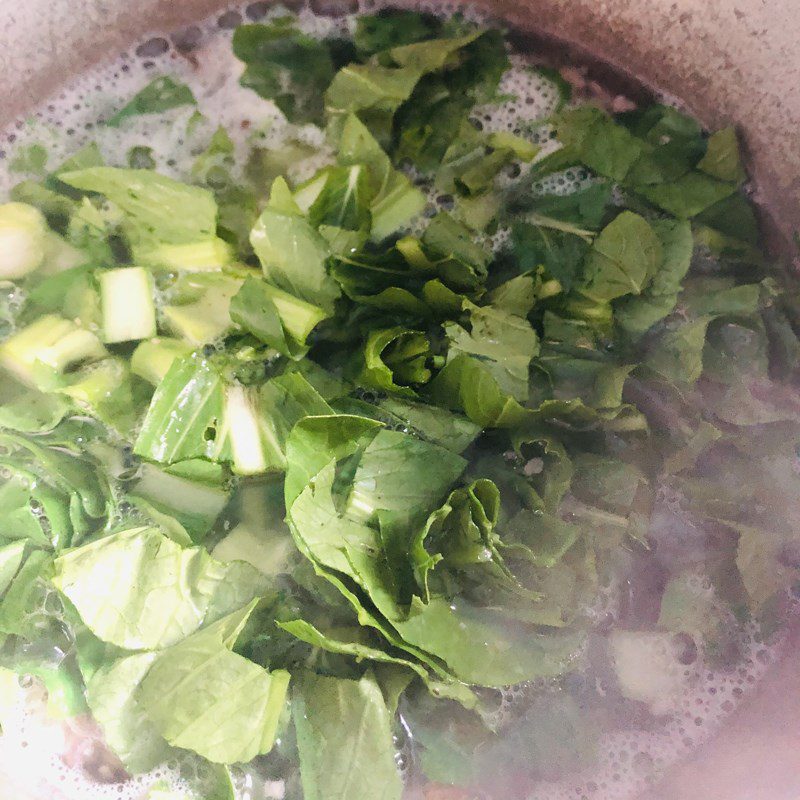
[139, 603, 290, 764]
[86, 652, 175, 773]
[53, 526, 270, 649]
[293, 671, 403, 800]
[578, 211, 662, 302]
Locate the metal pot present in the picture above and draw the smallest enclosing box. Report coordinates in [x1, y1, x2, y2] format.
[0, 1, 798, 798]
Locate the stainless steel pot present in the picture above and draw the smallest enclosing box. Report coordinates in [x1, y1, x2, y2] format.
[1, 1, 798, 798]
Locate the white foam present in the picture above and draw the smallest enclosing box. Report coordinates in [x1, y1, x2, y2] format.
[0, 3, 787, 800]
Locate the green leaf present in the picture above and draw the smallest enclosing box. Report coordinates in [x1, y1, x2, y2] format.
[58, 167, 229, 267]
[614, 219, 693, 339]
[436, 122, 537, 195]
[0, 541, 27, 596]
[697, 127, 745, 183]
[136, 352, 333, 473]
[407, 479, 501, 597]
[444, 302, 539, 401]
[0, 550, 54, 638]
[637, 171, 736, 218]
[345, 428, 466, 526]
[394, 30, 509, 170]
[500, 510, 581, 569]
[284, 414, 382, 509]
[128, 461, 229, 544]
[85, 652, 175, 773]
[428, 353, 529, 428]
[510, 222, 589, 292]
[736, 521, 800, 611]
[230, 275, 328, 359]
[0, 388, 70, 433]
[134, 353, 226, 464]
[578, 211, 662, 301]
[371, 395, 481, 453]
[278, 618, 428, 680]
[306, 165, 373, 232]
[338, 114, 425, 240]
[139, 603, 291, 764]
[233, 22, 350, 125]
[539, 106, 643, 182]
[107, 77, 196, 127]
[127, 146, 157, 169]
[0, 429, 112, 549]
[356, 326, 432, 395]
[251, 180, 341, 313]
[53, 526, 270, 649]
[293, 671, 403, 800]
[354, 10, 443, 57]
[325, 63, 421, 143]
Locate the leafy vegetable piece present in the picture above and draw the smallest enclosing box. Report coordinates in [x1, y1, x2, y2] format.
[539, 106, 643, 182]
[284, 414, 383, 508]
[697, 127, 745, 183]
[394, 30, 509, 171]
[356, 326, 432, 395]
[130, 338, 193, 386]
[370, 395, 481, 453]
[302, 165, 372, 232]
[278, 619, 429, 681]
[58, 167, 232, 269]
[417, 212, 490, 291]
[139, 603, 291, 764]
[134, 353, 227, 464]
[338, 114, 425, 240]
[577, 211, 662, 302]
[500, 509, 581, 569]
[444, 302, 539, 401]
[85, 652, 175, 773]
[325, 62, 422, 145]
[643, 280, 761, 385]
[510, 221, 589, 293]
[127, 145, 157, 169]
[53, 526, 270, 649]
[428, 353, 528, 428]
[128, 461, 229, 544]
[345, 428, 466, 526]
[614, 219, 693, 339]
[354, 9, 443, 57]
[0, 541, 27, 596]
[59, 357, 145, 437]
[406, 479, 501, 598]
[293, 671, 402, 800]
[251, 179, 341, 313]
[191, 127, 260, 258]
[0, 428, 112, 549]
[230, 275, 328, 359]
[0, 388, 70, 433]
[0, 550, 54, 638]
[436, 122, 537, 195]
[162, 272, 243, 345]
[352, 561, 581, 685]
[135, 353, 332, 473]
[107, 77, 196, 127]
[0, 314, 106, 391]
[233, 21, 351, 124]
[636, 171, 736, 218]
